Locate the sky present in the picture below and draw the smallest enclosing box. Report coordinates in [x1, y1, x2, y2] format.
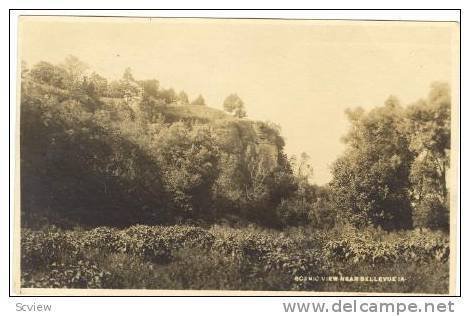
[18, 16, 459, 184]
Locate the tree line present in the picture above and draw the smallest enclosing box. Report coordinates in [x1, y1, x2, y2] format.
[330, 85, 450, 231]
[20, 56, 450, 231]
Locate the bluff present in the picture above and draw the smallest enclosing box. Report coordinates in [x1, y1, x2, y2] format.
[20, 78, 295, 228]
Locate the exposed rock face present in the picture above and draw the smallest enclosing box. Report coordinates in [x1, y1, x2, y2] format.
[157, 105, 283, 173]
[256, 142, 279, 171]
[223, 120, 281, 172]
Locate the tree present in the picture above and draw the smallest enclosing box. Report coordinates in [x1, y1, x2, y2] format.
[29, 61, 68, 89]
[275, 153, 313, 227]
[119, 68, 141, 103]
[177, 91, 189, 105]
[107, 72, 141, 100]
[88, 72, 108, 97]
[140, 79, 160, 99]
[191, 94, 206, 106]
[223, 93, 247, 118]
[153, 123, 220, 219]
[122, 67, 135, 82]
[309, 185, 336, 229]
[330, 97, 414, 230]
[61, 55, 88, 89]
[160, 88, 177, 104]
[405, 82, 451, 230]
[108, 80, 125, 98]
[294, 152, 314, 186]
[21, 60, 29, 79]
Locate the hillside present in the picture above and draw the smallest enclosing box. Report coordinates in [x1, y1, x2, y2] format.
[159, 104, 234, 122]
[20, 69, 294, 228]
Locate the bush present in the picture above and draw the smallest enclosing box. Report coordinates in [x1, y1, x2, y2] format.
[21, 227, 82, 270]
[413, 196, 449, 231]
[323, 225, 449, 264]
[22, 260, 112, 289]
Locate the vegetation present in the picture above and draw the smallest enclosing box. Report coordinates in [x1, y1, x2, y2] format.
[223, 93, 247, 118]
[20, 57, 298, 228]
[330, 86, 450, 231]
[21, 224, 449, 293]
[190, 94, 206, 106]
[20, 56, 452, 292]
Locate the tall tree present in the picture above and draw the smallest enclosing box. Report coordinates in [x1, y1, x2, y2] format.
[160, 88, 177, 104]
[122, 67, 135, 82]
[119, 68, 141, 103]
[330, 97, 414, 230]
[191, 94, 206, 106]
[177, 91, 189, 105]
[405, 82, 451, 229]
[88, 72, 108, 97]
[29, 61, 68, 89]
[223, 93, 247, 118]
[140, 79, 160, 99]
[61, 55, 88, 89]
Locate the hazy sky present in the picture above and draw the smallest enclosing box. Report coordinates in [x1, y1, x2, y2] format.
[19, 17, 458, 184]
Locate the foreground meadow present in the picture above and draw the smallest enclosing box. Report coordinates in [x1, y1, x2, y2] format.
[21, 224, 449, 293]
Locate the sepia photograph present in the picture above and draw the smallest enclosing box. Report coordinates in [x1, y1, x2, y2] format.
[14, 15, 459, 295]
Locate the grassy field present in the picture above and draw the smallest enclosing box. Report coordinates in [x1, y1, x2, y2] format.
[20, 224, 449, 293]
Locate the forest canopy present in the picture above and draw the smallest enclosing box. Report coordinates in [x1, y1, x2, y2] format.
[20, 57, 451, 232]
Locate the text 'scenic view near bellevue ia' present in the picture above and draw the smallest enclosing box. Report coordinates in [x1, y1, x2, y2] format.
[16, 17, 458, 294]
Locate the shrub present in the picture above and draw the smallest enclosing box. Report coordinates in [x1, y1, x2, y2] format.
[22, 260, 112, 289]
[413, 196, 449, 231]
[323, 225, 449, 264]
